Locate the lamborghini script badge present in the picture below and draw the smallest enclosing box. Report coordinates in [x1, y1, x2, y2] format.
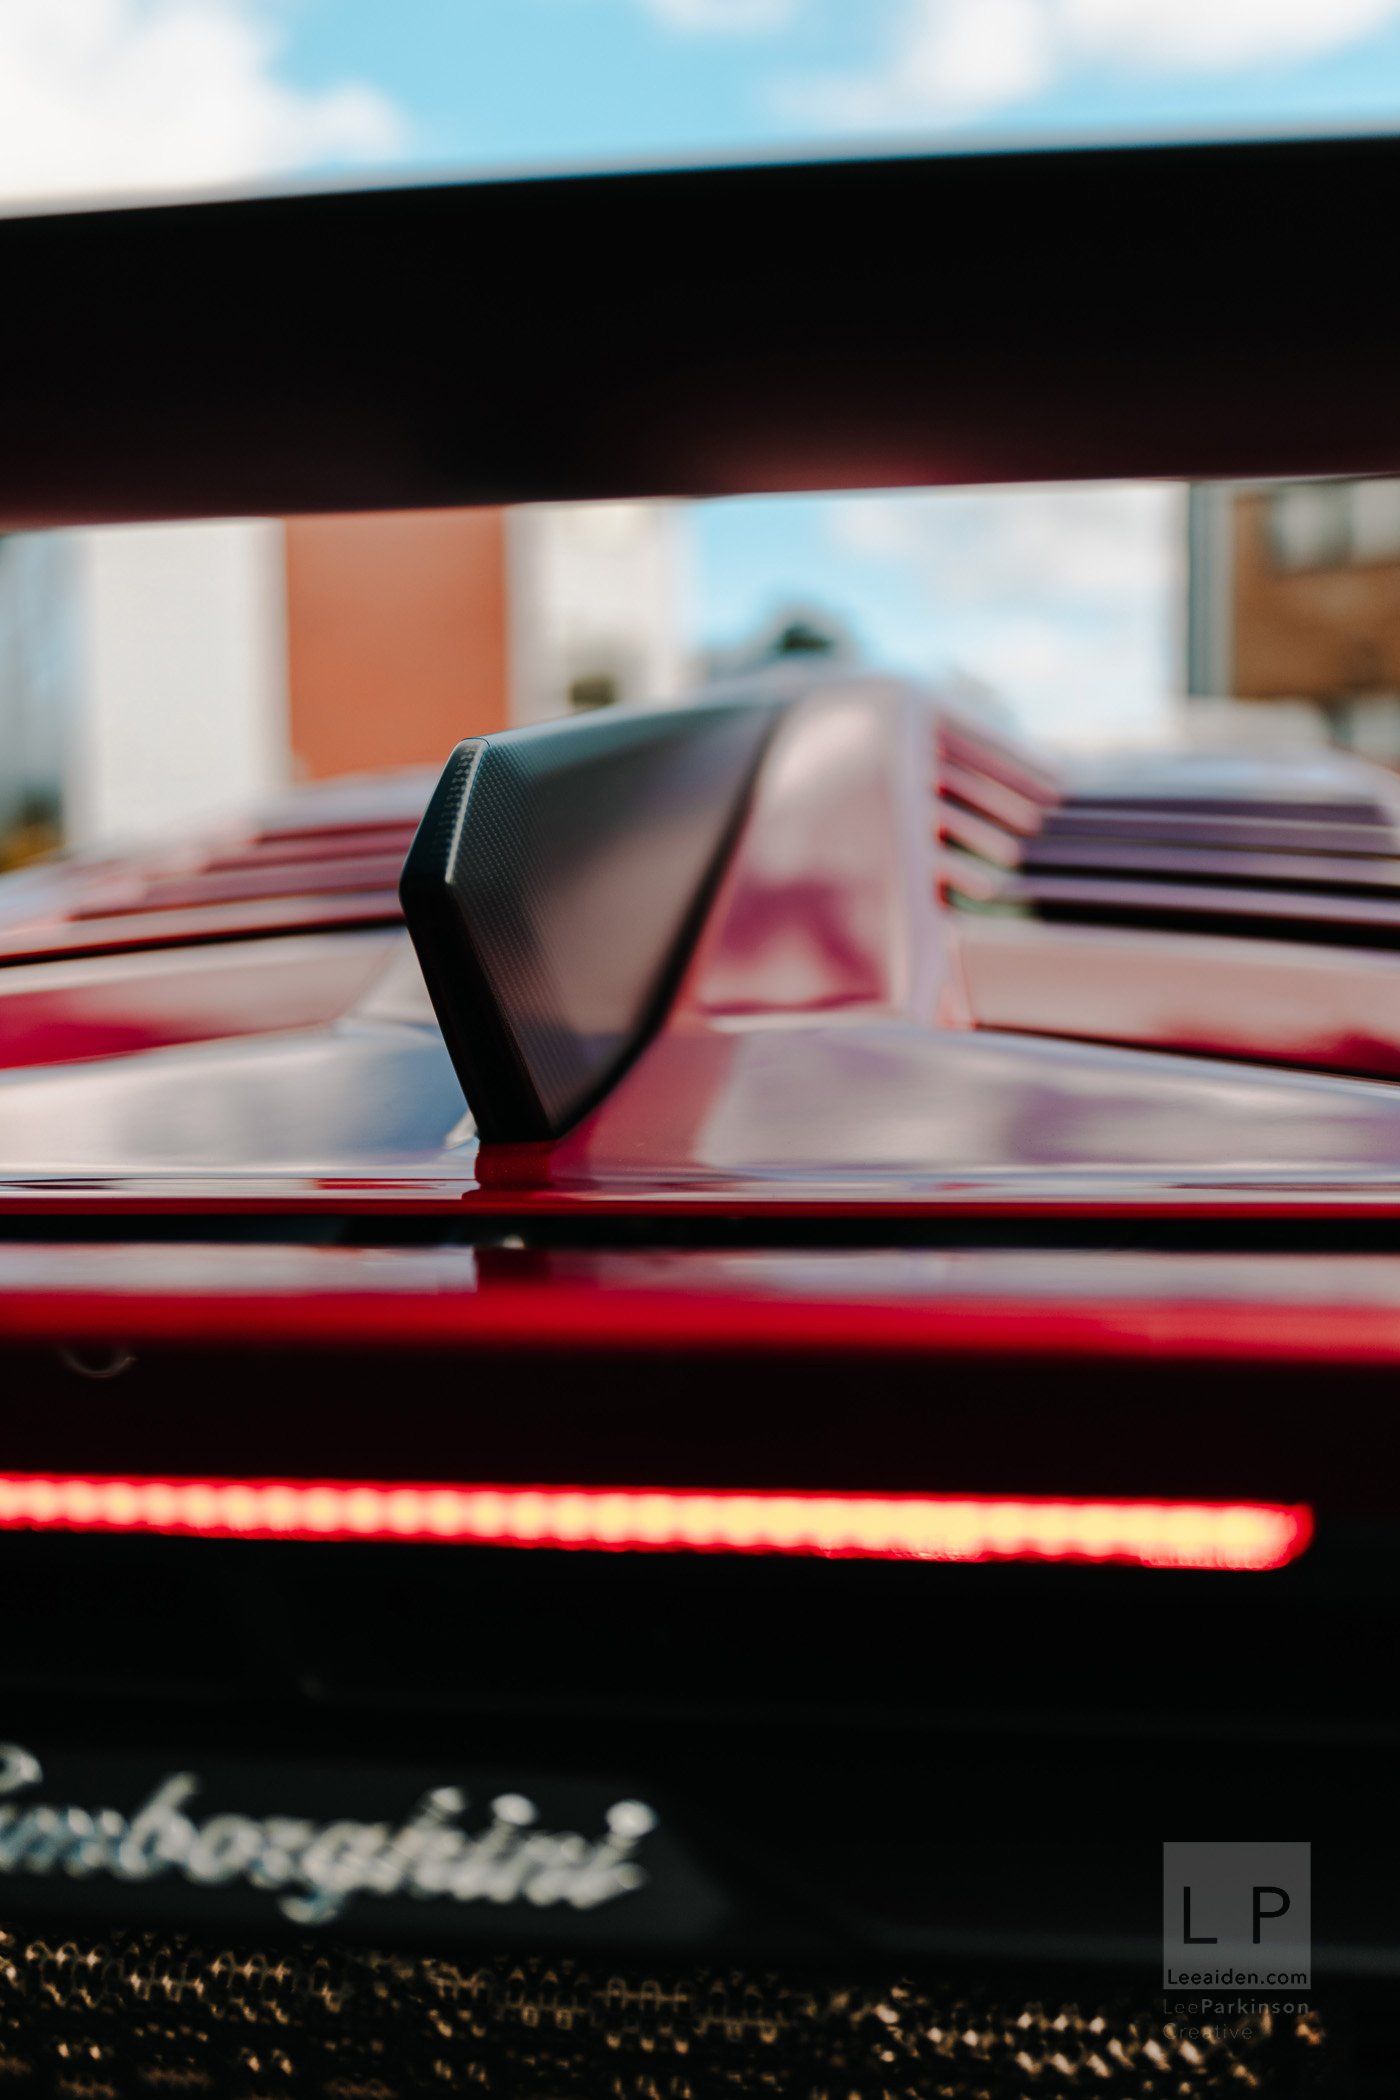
[0, 1743, 657, 1924]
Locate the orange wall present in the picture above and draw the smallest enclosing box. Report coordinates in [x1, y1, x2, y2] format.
[284, 510, 511, 779]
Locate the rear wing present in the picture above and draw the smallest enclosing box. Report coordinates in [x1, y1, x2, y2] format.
[2, 131, 1399, 529]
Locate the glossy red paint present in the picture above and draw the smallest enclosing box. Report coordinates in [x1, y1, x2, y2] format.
[956, 914, 1400, 1082]
[12, 1008, 1400, 1219]
[0, 893, 402, 966]
[5, 1242, 1400, 1368]
[677, 680, 953, 1021]
[6, 688, 1400, 1221]
[0, 933, 397, 1070]
[0, 1469, 1313, 1570]
[471, 687, 1400, 1212]
[489, 1018, 1400, 1214]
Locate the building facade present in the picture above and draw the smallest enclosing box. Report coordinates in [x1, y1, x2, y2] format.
[1187, 478, 1400, 761]
[0, 503, 688, 860]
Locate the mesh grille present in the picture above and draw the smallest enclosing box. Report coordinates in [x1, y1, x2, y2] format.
[0, 1925, 1326, 2100]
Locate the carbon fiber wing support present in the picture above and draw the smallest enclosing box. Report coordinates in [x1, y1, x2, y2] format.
[398, 696, 783, 1141]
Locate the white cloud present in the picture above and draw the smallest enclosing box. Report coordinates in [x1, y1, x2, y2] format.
[828, 484, 1183, 743]
[900, 0, 1055, 111]
[955, 610, 1171, 745]
[1061, 0, 1400, 71]
[0, 0, 405, 207]
[831, 483, 1176, 608]
[639, 0, 795, 30]
[799, 0, 1055, 125]
[791, 0, 1400, 126]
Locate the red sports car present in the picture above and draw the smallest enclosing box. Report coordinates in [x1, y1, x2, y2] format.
[0, 130, 1392, 2099]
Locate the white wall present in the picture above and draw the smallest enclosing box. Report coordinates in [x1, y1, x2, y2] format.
[66, 520, 289, 847]
[507, 501, 690, 727]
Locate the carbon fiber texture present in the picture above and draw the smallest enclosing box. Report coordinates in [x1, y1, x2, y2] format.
[400, 698, 781, 1141]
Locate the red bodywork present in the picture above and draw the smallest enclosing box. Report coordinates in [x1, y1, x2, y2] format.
[1, 681, 1399, 1226]
[4, 152, 1399, 2010]
[0, 681, 1396, 1548]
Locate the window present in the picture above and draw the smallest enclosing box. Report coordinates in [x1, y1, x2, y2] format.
[1269, 479, 1400, 570]
[1269, 482, 1352, 569]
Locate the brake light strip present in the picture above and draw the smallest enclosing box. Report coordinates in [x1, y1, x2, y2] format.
[0, 1474, 1311, 1570]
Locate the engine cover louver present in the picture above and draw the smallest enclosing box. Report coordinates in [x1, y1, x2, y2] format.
[0, 774, 432, 965]
[938, 728, 1400, 950]
[937, 719, 1400, 1080]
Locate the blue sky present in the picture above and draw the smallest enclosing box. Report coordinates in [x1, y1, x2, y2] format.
[5, 0, 1400, 740]
[278, 0, 1400, 171]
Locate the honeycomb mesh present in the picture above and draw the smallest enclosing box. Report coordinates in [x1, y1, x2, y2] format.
[0, 1925, 1326, 2100]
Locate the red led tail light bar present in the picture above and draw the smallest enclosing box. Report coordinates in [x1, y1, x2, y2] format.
[0, 1474, 1312, 1571]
